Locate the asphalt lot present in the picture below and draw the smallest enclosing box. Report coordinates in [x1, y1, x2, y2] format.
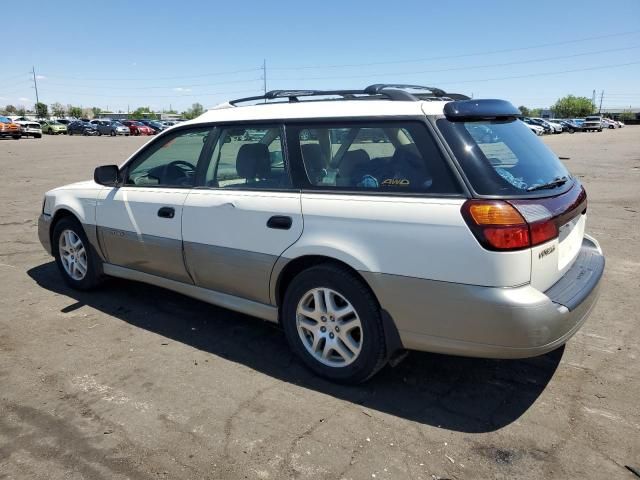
[0, 129, 639, 479]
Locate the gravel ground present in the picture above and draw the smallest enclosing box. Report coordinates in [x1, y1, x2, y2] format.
[0, 128, 638, 479]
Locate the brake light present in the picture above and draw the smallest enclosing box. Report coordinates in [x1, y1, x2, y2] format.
[461, 200, 558, 251]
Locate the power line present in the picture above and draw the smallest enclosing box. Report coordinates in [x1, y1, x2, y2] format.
[433, 61, 640, 86]
[269, 45, 640, 82]
[269, 29, 640, 71]
[31, 87, 261, 99]
[39, 66, 262, 82]
[40, 77, 263, 91]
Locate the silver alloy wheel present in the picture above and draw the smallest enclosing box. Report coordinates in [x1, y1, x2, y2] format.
[58, 229, 88, 281]
[296, 287, 363, 367]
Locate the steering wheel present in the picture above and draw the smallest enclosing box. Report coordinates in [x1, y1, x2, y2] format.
[167, 160, 196, 172]
[160, 160, 197, 185]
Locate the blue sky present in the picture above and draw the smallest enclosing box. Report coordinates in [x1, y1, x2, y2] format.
[2, 0, 639, 113]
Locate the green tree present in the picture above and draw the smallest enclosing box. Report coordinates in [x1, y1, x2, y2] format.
[551, 95, 594, 118]
[68, 106, 83, 118]
[529, 108, 542, 118]
[91, 107, 102, 118]
[16, 107, 26, 116]
[4, 104, 17, 114]
[131, 106, 157, 119]
[35, 102, 48, 118]
[518, 106, 530, 117]
[619, 111, 635, 122]
[183, 102, 204, 120]
[51, 102, 66, 118]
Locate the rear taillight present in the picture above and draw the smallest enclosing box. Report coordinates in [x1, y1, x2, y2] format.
[461, 200, 558, 251]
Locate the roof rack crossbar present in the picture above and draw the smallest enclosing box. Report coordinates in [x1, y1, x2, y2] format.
[228, 84, 460, 105]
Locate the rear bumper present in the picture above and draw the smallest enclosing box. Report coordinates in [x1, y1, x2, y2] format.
[364, 235, 605, 359]
[38, 214, 53, 255]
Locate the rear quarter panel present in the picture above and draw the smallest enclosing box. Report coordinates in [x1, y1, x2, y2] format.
[286, 193, 531, 287]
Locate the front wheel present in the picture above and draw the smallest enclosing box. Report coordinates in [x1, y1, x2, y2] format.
[52, 217, 103, 290]
[282, 264, 387, 383]
[110, 130, 116, 137]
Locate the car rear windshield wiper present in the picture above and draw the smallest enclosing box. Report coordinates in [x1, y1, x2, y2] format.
[527, 176, 569, 192]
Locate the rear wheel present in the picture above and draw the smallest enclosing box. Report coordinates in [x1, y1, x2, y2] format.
[12, 135, 20, 140]
[52, 217, 103, 290]
[110, 130, 116, 137]
[282, 264, 386, 383]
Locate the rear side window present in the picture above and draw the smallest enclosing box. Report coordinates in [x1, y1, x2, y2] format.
[437, 118, 572, 196]
[291, 122, 461, 194]
[203, 126, 291, 189]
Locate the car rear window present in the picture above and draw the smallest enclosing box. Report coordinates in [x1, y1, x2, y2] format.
[436, 118, 572, 196]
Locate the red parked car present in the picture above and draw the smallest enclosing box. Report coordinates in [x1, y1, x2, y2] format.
[121, 120, 154, 136]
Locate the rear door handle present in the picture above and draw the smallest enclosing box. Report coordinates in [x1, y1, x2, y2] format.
[267, 215, 292, 230]
[158, 206, 175, 219]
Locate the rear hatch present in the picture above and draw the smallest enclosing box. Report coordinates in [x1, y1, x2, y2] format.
[435, 100, 587, 291]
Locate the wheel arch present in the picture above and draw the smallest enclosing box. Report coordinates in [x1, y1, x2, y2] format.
[49, 208, 82, 246]
[272, 255, 378, 310]
[271, 254, 405, 359]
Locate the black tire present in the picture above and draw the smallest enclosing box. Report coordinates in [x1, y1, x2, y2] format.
[281, 264, 387, 383]
[12, 135, 20, 140]
[52, 217, 103, 290]
[110, 130, 116, 137]
[35, 134, 42, 138]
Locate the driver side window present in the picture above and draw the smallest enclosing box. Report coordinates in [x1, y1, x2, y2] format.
[125, 127, 211, 187]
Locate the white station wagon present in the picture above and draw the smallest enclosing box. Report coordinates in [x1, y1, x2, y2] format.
[38, 84, 605, 383]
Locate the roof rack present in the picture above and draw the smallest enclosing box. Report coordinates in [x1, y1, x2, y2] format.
[228, 84, 470, 106]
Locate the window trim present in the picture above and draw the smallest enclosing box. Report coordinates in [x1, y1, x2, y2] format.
[194, 123, 295, 192]
[285, 118, 467, 198]
[120, 125, 216, 189]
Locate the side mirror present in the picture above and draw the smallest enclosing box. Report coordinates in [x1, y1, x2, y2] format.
[94, 165, 120, 186]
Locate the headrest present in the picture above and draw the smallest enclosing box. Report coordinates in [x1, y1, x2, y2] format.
[339, 149, 370, 178]
[236, 143, 270, 180]
[301, 143, 325, 170]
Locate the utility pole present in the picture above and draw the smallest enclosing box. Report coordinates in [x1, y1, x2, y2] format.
[32, 66, 40, 110]
[598, 90, 604, 114]
[591, 89, 596, 109]
[262, 59, 267, 102]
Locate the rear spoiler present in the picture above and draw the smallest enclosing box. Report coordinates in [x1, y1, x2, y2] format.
[444, 99, 521, 121]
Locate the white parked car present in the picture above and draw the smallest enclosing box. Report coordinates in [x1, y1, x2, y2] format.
[532, 117, 563, 133]
[14, 120, 42, 138]
[37, 84, 605, 383]
[583, 116, 603, 132]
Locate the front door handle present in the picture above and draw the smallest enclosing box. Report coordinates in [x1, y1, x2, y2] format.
[267, 215, 292, 230]
[158, 206, 175, 219]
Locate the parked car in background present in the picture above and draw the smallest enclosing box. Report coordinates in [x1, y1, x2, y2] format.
[68, 121, 99, 136]
[90, 120, 131, 136]
[15, 120, 42, 138]
[572, 118, 585, 126]
[121, 120, 154, 136]
[55, 119, 71, 126]
[532, 118, 562, 134]
[602, 119, 617, 129]
[40, 120, 68, 135]
[583, 116, 603, 132]
[0, 116, 21, 139]
[557, 120, 583, 134]
[528, 118, 552, 134]
[616, 120, 625, 128]
[521, 117, 545, 135]
[137, 119, 166, 134]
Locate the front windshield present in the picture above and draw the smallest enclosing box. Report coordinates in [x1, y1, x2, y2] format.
[437, 118, 572, 196]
